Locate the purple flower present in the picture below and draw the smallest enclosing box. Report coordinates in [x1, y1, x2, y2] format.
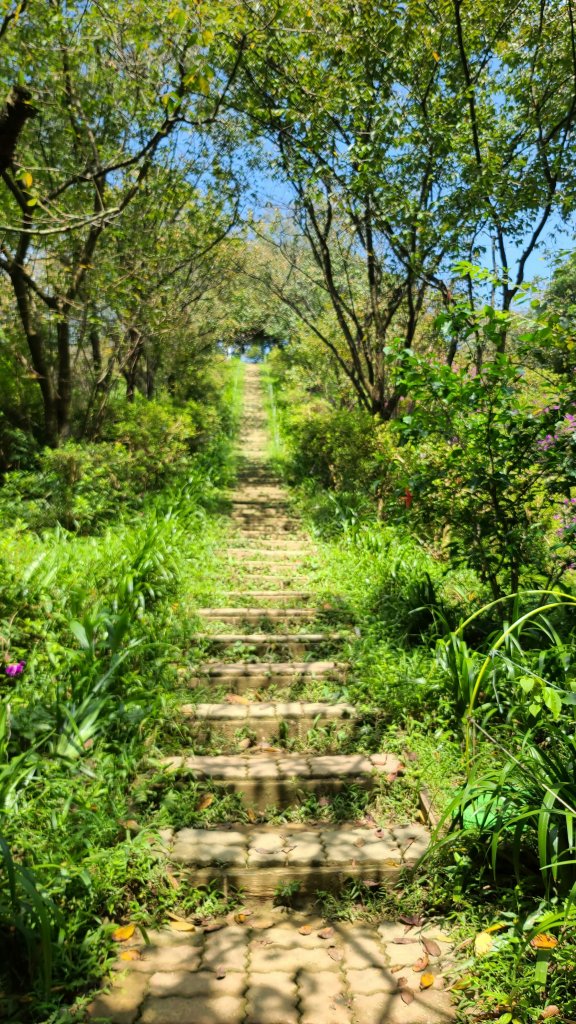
[5, 661, 25, 677]
[537, 434, 555, 450]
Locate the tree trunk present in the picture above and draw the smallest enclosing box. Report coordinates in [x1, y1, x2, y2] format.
[56, 311, 72, 438]
[10, 266, 60, 446]
[90, 325, 102, 375]
[122, 326, 143, 402]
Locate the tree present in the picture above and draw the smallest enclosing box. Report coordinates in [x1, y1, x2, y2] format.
[227, 0, 576, 411]
[0, 0, 246, 445]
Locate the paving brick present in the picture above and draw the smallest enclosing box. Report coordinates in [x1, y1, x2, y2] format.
[250, 924, 323, 950]
[188, 755, 248, 779]
[113, 944, 201, 974]
[247, 831, 286, 867]
[353, 989, 455, 1024]
[171, 828, 247, 867]
[137, 928, 203, 948]
[378, 923, 424, 968]
[246, 971, 298, 1024]
[140, 994, 245, 1024]
[299, 971, 352, 1024]
[245, 757, 280, 779]
[87, 972, 148, 1023]
[276, 755, 310, 775]
[202, 924, 250, 972]
[335, 926, 388, 970]
[148, 970, 245, 998]
[189, 704, 248, 720]
[249, 943, 340, 973]
[285, 831, 324, 866]
[311, 754, 373, 777]
[346, 966, 397, 995]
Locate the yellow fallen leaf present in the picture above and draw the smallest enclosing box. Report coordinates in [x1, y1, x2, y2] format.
[21, 171, 33, 189]
[474, 931, 494, 956]
[420, 972, 435, 990]
[119, 949, 141, 961]
[170, 920, 195, 932]
[112, 923, 136, 942]
[450, 975, 474, 991]
[530, 933, 558, 950]
[196, 793, 214, 811]
[486, 922, 507, 933]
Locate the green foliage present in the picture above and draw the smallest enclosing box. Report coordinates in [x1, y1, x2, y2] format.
[0, 368, 243, 1021]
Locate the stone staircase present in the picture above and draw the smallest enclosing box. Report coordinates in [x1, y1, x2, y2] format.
[88, 365, 453, 1024]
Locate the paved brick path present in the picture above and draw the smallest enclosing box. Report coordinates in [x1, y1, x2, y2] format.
[88, 365, 454, 1024]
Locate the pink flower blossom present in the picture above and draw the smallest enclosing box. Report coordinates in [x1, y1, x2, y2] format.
[5, 661, 25, 677]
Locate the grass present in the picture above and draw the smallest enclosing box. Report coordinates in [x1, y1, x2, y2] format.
[0, 361, 245, 1022]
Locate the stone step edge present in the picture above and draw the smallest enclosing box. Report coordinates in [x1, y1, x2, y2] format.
[159, 752, 399, 779]
[196, 608, 324, 619]
[195, 633, 349, 644]
[223, 591, 315, 599]
[194, 661, 347, 677]
[180, 701, 357, 722]
[160, 821, 428, 875]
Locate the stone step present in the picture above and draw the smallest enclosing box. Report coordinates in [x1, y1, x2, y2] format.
[230, 511, 295, 521]
[224, 591, 314, 601]
[194, 633, 348, 656]
[226, 575, 311, 588]
[229, 549, 310, 561]
[180, 700, 357, 740]
[196, 608, 322, 623]
[189, 661, 347, 692]
[229, 540, 309, 548]
[164, 821, 429, 894]
[229, 500, 290, 509]
[228, 561, 309, 574]
[159, 752, 400, 811]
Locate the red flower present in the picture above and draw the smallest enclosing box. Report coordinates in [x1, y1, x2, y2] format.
[403, 488, 413, 509]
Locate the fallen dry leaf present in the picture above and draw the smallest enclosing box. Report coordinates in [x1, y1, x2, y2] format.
[237, 737, 252, 750]
[474, 932, 494, 957]
[203, 921, 226, 933]
[541, 1007, 560, 1019]
[246, 807, 258, 823]
[119, 949, 141, 962]
[234, 911, 253, 924]
[318, 927, 334, 940]
[196, 793, 214, 812]
[420, 972, 435, 990]
[112, 924, 136, 942]
[397, 977, 415, 1005]
[165, 870, 180, 891]
[393, 937, 419, 945]
[225, 693, 250, 705]
[328, 947, 343, 962]
[449, 975, 474, 992]
[422, 936, 442, 957]
[170, 920, 195, 933]
[399, 913, 424, 928]
[530, 933, 558, 950]
[215, 964, 226, 980]
[412, 954, 429, 972]
[118, 819, 139, 832]
[299, 925, 313, 935]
